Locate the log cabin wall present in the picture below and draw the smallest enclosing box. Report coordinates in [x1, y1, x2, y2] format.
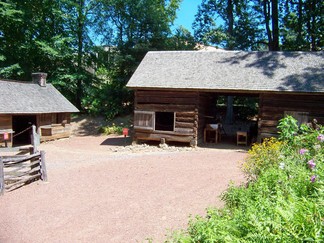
[37, 113, 71, 127]
[134, 90, 199, 146]
[259, 93, 324, 140]
[0, 113, 73, 147]
[37, 113, 72, 142]
[0, 115, 13, 147]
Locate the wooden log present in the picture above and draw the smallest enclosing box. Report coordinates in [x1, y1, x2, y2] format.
[0, 158, 4, 195]
[260, 112, 284, 120]
[262, 100, 324, 110]
[136, 96, 198, 105]
[135, 132, 193, 143]
[259, 127, 278, 133]
[134, 128, 193, 136]
[175, 122, 195, 129]
[31, 125, 40, 153]
[4, 166, 40, 180]
[175, 111, 196, 117]
[40, 151, 47, 181]
[5, 174, 41, 191]
[135, 104, 196, 112]
[4, 161, 40, 175]
[259, 120, 279, 127]
[262, 94, 324, 102]
[136, 90, 197, 98]
[40, 131, 70, 142]
[175, 117, 195, 122]
[260, 106, 324, 113]
[2, 152, 41, 165]
[174, 128, 194, 134]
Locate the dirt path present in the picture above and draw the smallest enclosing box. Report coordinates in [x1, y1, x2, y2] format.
[0, 135, 247, 242]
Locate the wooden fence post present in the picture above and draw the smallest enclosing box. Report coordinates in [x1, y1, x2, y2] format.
[0, 157, 4, 195]
[40, 151, 48, 181]
[31, 125, 40, 154]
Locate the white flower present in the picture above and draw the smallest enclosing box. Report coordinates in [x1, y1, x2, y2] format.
[313, 144, 321, 150]
[279, 162, 285, 170]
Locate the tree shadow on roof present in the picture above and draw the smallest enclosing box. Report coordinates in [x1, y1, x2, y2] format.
[219, 51, 303, 78]
[218, 51, 323, 92]
[277, 67, 324, 92]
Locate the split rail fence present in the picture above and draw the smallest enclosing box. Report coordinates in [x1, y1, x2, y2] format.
[0, 151, 47, 195]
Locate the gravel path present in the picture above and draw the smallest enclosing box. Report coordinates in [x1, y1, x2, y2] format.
[0, 135, 247, 242]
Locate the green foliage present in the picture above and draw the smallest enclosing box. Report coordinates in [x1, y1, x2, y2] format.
[0, 0, 192, 120]
[99, 123, 123, 135]
[277, 115, 299, 143]
[193, 0, 323, 51]
[193, 0, 264, 50]
[98, 115, 132, 135]
[166, 117, 324, 242]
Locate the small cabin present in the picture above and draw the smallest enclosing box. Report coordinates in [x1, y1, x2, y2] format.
[0, 73, 79, 147]
[126, 51, 324, 146]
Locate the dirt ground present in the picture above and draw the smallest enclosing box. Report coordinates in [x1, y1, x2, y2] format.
[0, 117, 247, 243]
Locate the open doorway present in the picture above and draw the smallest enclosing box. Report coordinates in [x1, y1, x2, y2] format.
[12, 115, 37, 146]
[202, 94, 259, 144]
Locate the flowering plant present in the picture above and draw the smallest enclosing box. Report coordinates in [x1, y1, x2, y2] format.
[168, 116, 324, 242]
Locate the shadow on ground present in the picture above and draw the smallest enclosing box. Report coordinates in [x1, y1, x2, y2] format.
[100, 136, 133, 146]
[198, 135, 251, 151]
[99, 134, 251, 151]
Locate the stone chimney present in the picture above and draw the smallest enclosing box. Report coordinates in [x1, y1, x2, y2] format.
[32, 72, 47, 87]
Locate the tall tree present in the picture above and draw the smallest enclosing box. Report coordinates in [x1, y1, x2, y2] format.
[0, 0, 70, 79]
[58, 0, 98, 109]
[81, 0, 182, 118]
[194, 0, 323, 51]
[193, 0, 262, 50]
[256, 0, 280, 51]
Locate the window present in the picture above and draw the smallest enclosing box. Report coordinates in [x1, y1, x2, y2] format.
[134, 111, 155, 130]
[285, 111, 309, 125]
[155, 112, 174, 131]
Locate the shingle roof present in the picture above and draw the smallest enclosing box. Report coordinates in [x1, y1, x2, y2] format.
[126, 51, 324, 93]
[0, 80, 79, 114]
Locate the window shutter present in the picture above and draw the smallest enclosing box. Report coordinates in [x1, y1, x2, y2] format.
[134, 111, 155, 130]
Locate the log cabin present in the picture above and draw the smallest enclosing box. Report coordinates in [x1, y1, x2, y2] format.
[126, 51, 324, 146]
[0, 73, 79, 147]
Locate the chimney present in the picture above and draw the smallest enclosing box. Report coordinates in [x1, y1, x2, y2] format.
[32, 72, 47, 87]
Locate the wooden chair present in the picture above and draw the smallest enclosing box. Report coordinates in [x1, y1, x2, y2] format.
[237, 131, 248, 146]
[204, 124, 221, 143]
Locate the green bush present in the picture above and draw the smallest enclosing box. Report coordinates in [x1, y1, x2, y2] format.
[166, 116, 324, 242]
[98, 123, 123, 135]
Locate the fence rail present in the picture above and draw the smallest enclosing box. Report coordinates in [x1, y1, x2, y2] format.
[0, 151, 47, 194]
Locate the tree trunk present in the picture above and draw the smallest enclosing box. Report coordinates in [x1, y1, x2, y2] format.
[76, 0, 85, 110]
[309, 0, 316, 51]
[227, 0, 234, 49]
[263, 0, 273, 50]
[297, 0, 304, 48]
[271, 0, 280, 51]
[225, 96, 234, 124]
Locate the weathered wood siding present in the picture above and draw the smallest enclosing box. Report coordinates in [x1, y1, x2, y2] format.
[259, 93, 324, 139]
[134, 90, 199, 145]
[38, 113, 72, 142]
[0, 115, 13, 147]
[0, 113, 72, 146]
